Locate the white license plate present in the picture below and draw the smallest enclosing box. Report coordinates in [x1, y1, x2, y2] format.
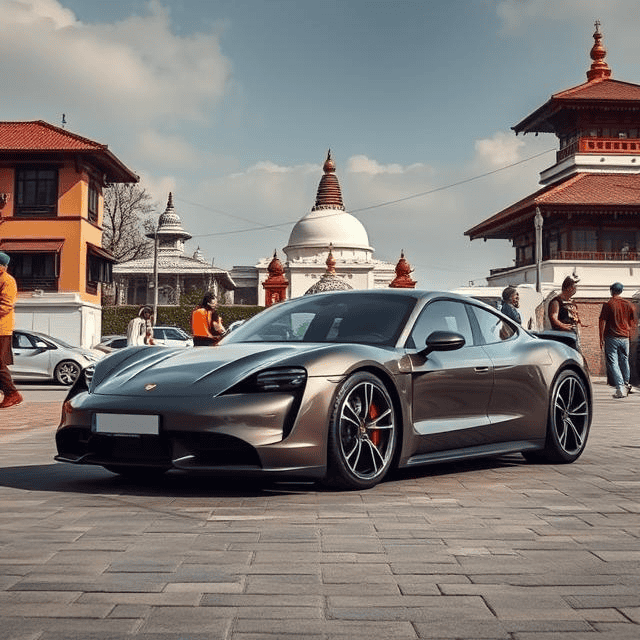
[94, 413, 159, 435]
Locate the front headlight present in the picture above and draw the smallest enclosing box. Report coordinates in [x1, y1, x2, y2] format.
[256, 368, 306, 391]
[83, 352, 100, 363]
[223, 367, 307, 395]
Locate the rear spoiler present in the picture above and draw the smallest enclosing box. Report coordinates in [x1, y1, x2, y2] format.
[531, 330, 578, 350]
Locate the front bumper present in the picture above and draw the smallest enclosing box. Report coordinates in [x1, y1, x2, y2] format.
[55, 378, 337, 480]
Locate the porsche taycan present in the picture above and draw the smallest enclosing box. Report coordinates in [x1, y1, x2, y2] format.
[55, 290, 592, 489]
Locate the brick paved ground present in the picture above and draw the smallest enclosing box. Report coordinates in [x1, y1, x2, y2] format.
[0, 379, 639, 639]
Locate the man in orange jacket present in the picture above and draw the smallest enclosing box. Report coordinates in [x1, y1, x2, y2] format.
[0, 251, 22, 408]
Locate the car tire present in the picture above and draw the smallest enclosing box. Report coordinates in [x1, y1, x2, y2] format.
[54, 360, 82, 386]
[325, 371, 397, 490]
[525, 369, 591, 464]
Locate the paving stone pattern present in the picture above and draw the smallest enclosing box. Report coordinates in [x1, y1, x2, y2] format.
[0, 380, 639, 639]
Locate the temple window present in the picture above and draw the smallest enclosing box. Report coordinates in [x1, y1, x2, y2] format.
[572, 229, 597, 251]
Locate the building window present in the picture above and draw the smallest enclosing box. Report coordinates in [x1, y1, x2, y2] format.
[15, 168, 58, 217]
[88, 181, 99, 223]
[10, 252, 59, 291]
[86, 243, 114, 295]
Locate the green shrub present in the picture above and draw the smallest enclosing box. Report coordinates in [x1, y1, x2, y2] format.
[102, 303, 264, 337]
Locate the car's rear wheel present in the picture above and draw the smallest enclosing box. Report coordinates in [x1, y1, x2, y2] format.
[526, 370, 590, 464]
[325, 372, 397, 490]
[54, 360, 81, 385]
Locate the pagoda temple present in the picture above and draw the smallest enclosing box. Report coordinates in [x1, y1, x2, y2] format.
[113, 193, 236, 307]
[464, 23, 640, 375]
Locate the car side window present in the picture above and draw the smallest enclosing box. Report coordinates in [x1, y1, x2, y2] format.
[164, 329, 183, 340]
[470, 305, 517, 344]
[407, 300, 473, 349]
[14, 333, 35, 349]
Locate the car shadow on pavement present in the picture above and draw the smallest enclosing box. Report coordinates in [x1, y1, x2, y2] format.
[0, 463, 316, 497]
[0, 455, 528, 498]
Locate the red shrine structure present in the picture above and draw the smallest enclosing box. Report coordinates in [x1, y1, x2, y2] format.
[262, 250, 289, 307]
[465, 23, 640, 375]
[390, 251, 417, 289]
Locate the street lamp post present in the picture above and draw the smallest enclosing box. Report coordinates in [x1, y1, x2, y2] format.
[534, 206, 543, 293]
[152, 226, 159, 324]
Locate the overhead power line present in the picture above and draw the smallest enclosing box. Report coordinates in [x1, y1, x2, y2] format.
[181, 148, 555, 240]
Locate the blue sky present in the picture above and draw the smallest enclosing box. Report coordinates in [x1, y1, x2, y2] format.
[2, 0, 639, 289]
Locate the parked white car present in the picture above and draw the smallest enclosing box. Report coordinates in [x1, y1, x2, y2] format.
[152, 326, 194, 347]
[10, 330, 105, 385]
[94, 327, 193, 354]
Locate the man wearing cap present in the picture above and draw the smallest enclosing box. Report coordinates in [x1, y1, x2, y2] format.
[599, 282, 637, 399]
[0, 251, 23, 408]
[500, 286, 521, 324]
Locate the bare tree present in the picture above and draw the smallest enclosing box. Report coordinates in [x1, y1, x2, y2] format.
[102, 183, 156, 262]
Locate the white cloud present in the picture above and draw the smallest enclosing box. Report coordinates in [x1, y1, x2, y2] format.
[474, 131, 526, 168]
[0, 0, 232, 124]
[137, 130, 202, 169]
[138, 172, 176, 211]
[4, 0, 77, 28]
[347, 155, 404, 175]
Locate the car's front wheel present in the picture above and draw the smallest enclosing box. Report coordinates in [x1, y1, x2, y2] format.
[325, 372, 397, 490]
[527, 370, 591, 464]
[54, 360, 81, 385]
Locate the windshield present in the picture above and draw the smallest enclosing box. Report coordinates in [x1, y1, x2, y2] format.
[223, 292, 417, 346]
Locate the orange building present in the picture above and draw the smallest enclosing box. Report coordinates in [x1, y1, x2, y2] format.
[0, 120, 138, 347]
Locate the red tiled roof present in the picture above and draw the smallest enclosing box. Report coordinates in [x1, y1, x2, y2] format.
[0, 120, 106, 151]
[0, 120, 138, 183]
[554, 78, 640, 101]
[513, 79, 640, 134]
[466, 173, 640, 239]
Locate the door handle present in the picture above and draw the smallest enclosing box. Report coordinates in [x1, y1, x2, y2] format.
[474, 366, 490, 373]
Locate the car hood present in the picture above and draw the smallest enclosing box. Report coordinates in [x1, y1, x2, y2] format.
[91, 342, 346, 397]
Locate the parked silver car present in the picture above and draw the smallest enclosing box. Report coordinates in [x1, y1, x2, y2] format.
[10, 330, 104, 385]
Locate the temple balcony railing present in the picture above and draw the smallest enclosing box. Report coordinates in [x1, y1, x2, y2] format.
[513, 250, 639, 268]
[557, 137, 640, 162]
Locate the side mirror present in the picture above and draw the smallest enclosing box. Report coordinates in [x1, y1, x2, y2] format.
[421, 330, 466, 355]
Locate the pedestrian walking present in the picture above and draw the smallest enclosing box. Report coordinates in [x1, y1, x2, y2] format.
[500, 286, 521, 324]
[0, 251, 23, 409]
[599, 282, 637, 398]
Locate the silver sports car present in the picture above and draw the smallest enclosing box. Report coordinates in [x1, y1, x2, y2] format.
[55, 290, 592, 490]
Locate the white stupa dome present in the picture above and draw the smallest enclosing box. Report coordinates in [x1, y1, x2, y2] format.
[286, 209, 371, 250]
[284, 151, 372, 255]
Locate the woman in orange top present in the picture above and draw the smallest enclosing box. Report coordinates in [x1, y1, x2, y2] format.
[192, 292, 226, 346]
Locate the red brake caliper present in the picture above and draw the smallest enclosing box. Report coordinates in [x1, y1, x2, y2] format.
[368, 403, 380, 446]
